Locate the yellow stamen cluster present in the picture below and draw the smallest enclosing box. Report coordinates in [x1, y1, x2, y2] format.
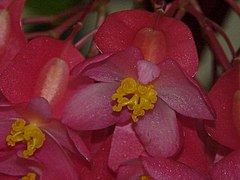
[22, 172, 37, 180]
[6, 119, 45, 158]
[112, 77, 158, 122]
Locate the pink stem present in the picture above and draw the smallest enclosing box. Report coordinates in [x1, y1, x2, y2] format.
[187, 6, 232, 71]
[206, 18, 237, 62]
[225, 0, 240, 16]
[75, 29, 98, 49]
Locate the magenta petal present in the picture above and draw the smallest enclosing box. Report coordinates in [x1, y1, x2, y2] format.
[142, 157, 207, 179]
[205, 66, 240, 149]
[108, 123, 145, 171]
[67, 127, 91, 161]
[0, 119, 15, 149]
[35, 134, 78, 180]
[83, 47, 143, 82]
[117, 159, 144, 180]
[137, 60, 160, 84]
[134, 99, 180, 157]
[209, 150, 240, 179]
[154, 59, 215, 120]
[62, 82, 130, 130]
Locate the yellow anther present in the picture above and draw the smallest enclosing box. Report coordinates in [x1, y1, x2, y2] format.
[6, 119, 45, 158]
[112, 77, 158, 122]
[22, 172, 36, 180]
[140, 175, 152, 180]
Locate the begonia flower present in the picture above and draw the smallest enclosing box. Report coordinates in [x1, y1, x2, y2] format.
[0, 0, 26, 74]
[0, 36, 85, 118]
[62, 46, 215, 158]
[205, 65, 240, 149]
[0, 97, 90, 179]
[95, 10, 199, 76]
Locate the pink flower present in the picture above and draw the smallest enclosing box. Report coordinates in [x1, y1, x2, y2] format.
[0, 36, 85, 118]
[0, 97, 90, 179]
[62, 47, 214, 158]
[94, 10, 199, 76]
[205, 65, 240, 149]
[0, 0, 27, 74]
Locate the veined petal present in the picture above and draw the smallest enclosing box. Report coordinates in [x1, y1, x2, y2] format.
[142, 157, 207, 179]
[62, 82, 130, 130]
[154, 60, 215, 120]
[134, 99, 180, 157]
[205, 65, 240, 149]
[82, 47, 143, 82]
[108, 123, 145, 171]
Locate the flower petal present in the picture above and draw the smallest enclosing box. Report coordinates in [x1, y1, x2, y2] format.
[35, 134, 79, 180]
[209, 150, 240, 179]
[0, 37, 83, 105]
[62, 82, 130, 130]
[95, 10, 198, 76]
[154, 59, 215, 120]
[82, 47, 143, 82]
[108, 123, 145, 171]
[134, 99, 180, 157]
[142, 157, 207, 179]
[205, 65, 240, 149]
[137, 60, 160, 84]
[0, 0, 27, 74]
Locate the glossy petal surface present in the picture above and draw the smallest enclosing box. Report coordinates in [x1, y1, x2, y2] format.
[206, 66, 240, 149]
[134, 99, 179, 157]
[62, 82, 130, 130]
[154, 60, 215, 120]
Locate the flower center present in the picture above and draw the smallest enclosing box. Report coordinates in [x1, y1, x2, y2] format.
[112, 77, 158, 122]
[6, 119, 45, 158]
[140, 175, 152, 180]
[22, 172, 36, 180]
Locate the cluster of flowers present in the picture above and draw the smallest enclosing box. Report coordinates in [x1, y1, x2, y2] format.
[0, 0, 239, 179]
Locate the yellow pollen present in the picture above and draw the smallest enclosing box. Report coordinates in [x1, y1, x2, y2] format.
[6, 119, 45, 158]
[140, 175, 152, 180]
[22, 172, 37, 180]
[112, 77, 158, 122]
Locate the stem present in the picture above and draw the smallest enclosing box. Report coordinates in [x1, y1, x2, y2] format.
[75, 28, 98, 49]
[22, 6, 82, 24]
[225, 0, 240, 16]
[206, 18, 237, 62]
[187, 6, 232, 71]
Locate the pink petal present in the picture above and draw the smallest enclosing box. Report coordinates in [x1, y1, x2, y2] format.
[154, 59, 215, 120]
[0, 0, 27, 74]
[80, 136, 115, 179]
[209, 150, 240, 179]
[95, 10, 198, 76]
[137, 60, 160, 84]
[142, 157, 207, 179]
[67, 127, 91, 161]
[205, 65, 240, 149]
[62, 82, 130, 130]
[117, 159, 145, 180]
[0, 37, 83, 105]
[15, 97, 51, 122]
[134, 99, 180, 157]
[176, 117, 209, 173]
[83, 47, 143, 82]
[108, 123, 145, 171]
[35, 134, 79, 180]
[0, 151, 39, 176]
